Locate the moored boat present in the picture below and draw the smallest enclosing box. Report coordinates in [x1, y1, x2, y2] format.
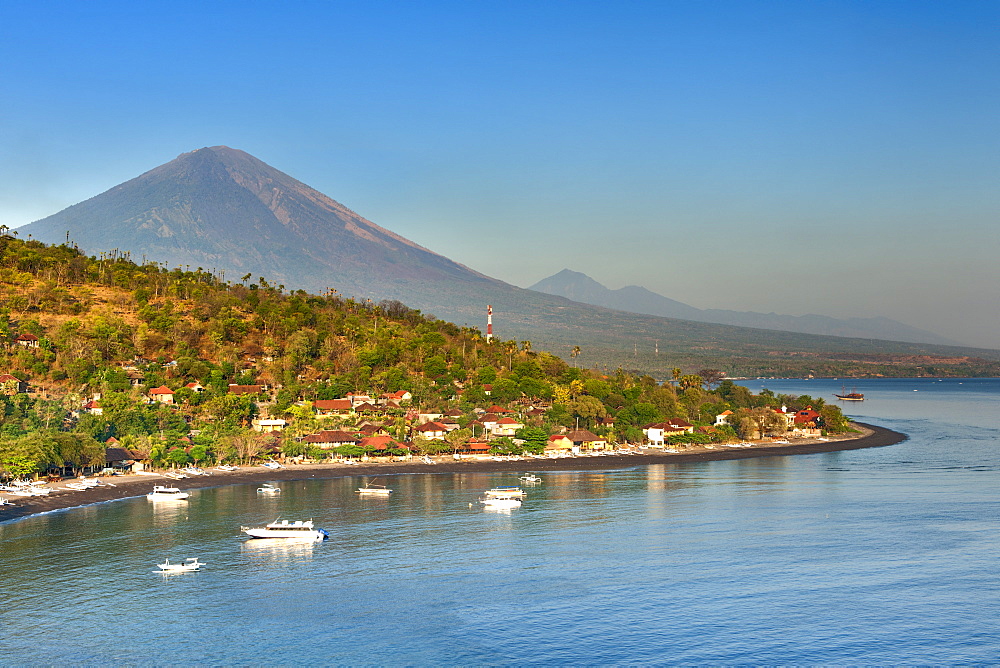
[519, 474, 542, 484]
[241, 518, 328, 541]
[356, 482, 392, 496]
[156, 558, 204, 573]
[484, 486, 526, 498]
[835, 386, 865, 401]
[480, 493, 522, 510]
[147, 485, 190, 501]
[257, 483, 281, 494]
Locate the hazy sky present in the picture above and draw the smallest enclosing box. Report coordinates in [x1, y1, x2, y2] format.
[3, 1, 999, 347]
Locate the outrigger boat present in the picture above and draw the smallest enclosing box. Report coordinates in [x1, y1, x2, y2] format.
[256, 483, 281, 494]
[519, 474, 542, 484]
[156, 558, 204, 573]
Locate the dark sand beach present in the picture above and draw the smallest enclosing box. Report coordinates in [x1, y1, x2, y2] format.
[0, 422, 905, 523]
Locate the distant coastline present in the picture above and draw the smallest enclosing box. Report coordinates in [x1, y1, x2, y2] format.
[0, 422, 905, 524]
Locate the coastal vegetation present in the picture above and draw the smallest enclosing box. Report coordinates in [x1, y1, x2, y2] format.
[2, 236, 850, 477]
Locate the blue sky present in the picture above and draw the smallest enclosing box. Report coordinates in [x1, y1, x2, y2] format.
[3, 1, 999, 347]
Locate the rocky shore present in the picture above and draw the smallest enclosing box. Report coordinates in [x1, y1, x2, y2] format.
[0, 422, 905, 523]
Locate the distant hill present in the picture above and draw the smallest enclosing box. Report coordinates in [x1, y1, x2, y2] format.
[530, 269, 960, 346]
[20, 146, 999, 377]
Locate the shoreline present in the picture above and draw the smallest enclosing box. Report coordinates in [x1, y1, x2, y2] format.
[0, 422, 905, 523]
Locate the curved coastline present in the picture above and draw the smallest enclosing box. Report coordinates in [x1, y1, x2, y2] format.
[0, 422, 905, 523]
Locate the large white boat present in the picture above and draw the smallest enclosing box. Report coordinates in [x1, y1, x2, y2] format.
[156, 558, 204, 573]
[146, 485, 190, 501]
[241, 519, 328, 541]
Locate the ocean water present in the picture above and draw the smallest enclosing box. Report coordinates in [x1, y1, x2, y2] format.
[1, 378, 998, 664]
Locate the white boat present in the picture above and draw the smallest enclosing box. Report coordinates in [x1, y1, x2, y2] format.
[215, 465, 238, 471]
[147, 485, 190, 500]
[241, 519, 328, 541]
[356, 483, 392, 496]
[260, 461, 282, 469]
[257, 483, 281, 494]
[156, 558, 204, 573]
[519, 474, 542, 484]
[0, 497, 13, 506]
[480, 493, 522, 510]
[484, 486, 526, 498]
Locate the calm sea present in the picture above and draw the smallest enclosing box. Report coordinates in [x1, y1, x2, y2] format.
[1, 378, 998, 664]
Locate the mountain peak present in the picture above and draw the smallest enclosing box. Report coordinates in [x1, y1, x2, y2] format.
[20, 146, 490, 298]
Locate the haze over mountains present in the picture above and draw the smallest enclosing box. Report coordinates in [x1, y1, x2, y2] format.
[20, 146, 998, 376]
[530, 269, 960, 346]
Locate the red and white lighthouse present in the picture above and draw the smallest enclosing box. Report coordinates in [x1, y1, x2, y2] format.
[486, 305, 493, 343]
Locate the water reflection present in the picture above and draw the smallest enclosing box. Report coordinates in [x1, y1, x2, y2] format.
[241, 538, 316, 564]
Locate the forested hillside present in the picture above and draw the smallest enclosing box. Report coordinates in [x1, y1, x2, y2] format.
[0, 235, 849, 476]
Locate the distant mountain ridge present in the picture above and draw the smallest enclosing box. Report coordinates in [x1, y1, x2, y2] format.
[20, 146, 997, 378]
[530, 269, 960, 346]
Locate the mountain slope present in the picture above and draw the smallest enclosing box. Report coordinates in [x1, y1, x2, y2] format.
[530, 269, 960, 346]
[23, 146, 500, 299]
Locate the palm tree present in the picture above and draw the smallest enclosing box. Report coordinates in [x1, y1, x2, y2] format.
[570, 345, 581, 367]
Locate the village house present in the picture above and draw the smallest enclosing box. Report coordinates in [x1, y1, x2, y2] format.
[252, 418, 287, 433]
[643, 419, 694, 446]
[546, 434, 574, 451]
[0, 373, 27, 394]
[358, 435, 407, 454]
[147, 385, 174, 405]
[379, 389, 412, 404]
[565, 429, 608, 450]
[303, 430, 360, 448]
[228, 384, 264, 396]
[414, 421, 448, 440]
[82, 399, 103, 415]
[312, 399, 353, 418]
[417, 410, 444, 424]
[714, 410, 734, 426]
[13, 333, 39, 348]
[184, 381, 205, 392]
[491, 416, 524, 437]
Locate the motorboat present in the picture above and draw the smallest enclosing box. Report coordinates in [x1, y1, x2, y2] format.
[519, 474, 542, 484]
[356, 482, 392, 496]
[480, 493, 522, 510]
[257, 483, 281, 494]
[484, 486, 526, 499]
[215, 465, 238, 472]
[241, 519, 328, 541]
[156, 558, 204, 573]
[146, 485, 190, 501]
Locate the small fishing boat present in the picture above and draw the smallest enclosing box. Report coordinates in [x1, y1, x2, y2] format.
[257, 483, 281, 494]
[356, 482, 392, 496]
[0, 497, 14, 506]
[519, 474, 542, 484]
[156, 558, 204, 573]
[147, 485, 190, 501]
